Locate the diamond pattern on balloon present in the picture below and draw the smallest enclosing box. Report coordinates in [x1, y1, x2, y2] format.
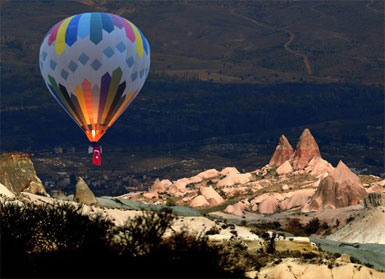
[90, 59, 102, 71]
[41, 51, 47, 61]
[126, 56, 134, 68]
[50, 59, 57, 70]
[131, 72, 137, 82]
[78, 53, 90, 65]
[103, 46, 115, 58]
[139, 69, 144, 79]
[68, 61, 78, 72]
[61, 69, 69, 80]
[116, 42, 127, 53]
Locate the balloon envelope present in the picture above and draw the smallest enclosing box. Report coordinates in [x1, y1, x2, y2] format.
[39, 12, 150, 142]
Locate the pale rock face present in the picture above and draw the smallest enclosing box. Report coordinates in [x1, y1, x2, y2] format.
[222, 186, 248, 197]
[182, 196, 194, 203]
[73, 177, 98, 205]
[251, 204, 258, 212]
[224, 200, 250, 216]
[327, 206, 385, 244]
[173, 178, 190, 192]
[217, 173, 253, 187]
[258, 179, 272, 187]
[276, 160, 293, 175]
[25, 181, 49, 197]
[224, 202, 244, 216]
[0, 152, 49, 196]
[189, 195, 210, 207]
[332, 160, 361, 184]
[367, 185, 385, 193]
[167, 185, 183, 197]
[200, 186, 224, 206]
[281, 184, 289, 191]
[149, 178, 172, 193]
[279, 189, 315, 210]
[245, 181, 263, 190]
[0, 182, 16, 199]
[314, 173, 329, 181]
[303, 165, 367, 212]
[188, 175, 203, 184]
[143, 192, 157, 199]
[305, 157, 334, 176]
[258, 196, 279, 214]
[374, 179, 385, 187]
[251, 193, 287, 205]
[258, 258, 385, 279]
[269, 135, 294, 167]
[51, 189, 68, 200]
[196, 169, 219, 180]
[219, 167, 239, 177]
[292, 129, 321, 169]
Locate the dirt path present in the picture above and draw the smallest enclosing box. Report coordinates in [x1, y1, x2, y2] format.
[366, 0, 384, 14]
[229, 9, 313, 75]
[284, 31, 312, 75]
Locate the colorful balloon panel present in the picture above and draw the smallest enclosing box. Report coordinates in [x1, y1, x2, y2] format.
[39, 12, 150, 142]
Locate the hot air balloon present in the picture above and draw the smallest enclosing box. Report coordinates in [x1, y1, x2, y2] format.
[39, 12, 150, 165]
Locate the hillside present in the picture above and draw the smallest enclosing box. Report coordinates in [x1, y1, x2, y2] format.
[1, 0, 384, 85]
[1, 0, 384, 179]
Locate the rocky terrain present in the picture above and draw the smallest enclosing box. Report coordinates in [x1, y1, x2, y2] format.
[0, 152, 48, 196]
[117, 129, 383, 219]
[1, 128, 385, 278]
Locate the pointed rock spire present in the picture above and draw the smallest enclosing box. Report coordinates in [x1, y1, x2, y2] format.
[74, 177, 98, 205]
[292, 129, 321, 169]
[269, 135, 294, 167]
[302, 161, 367, 212]
[332, 160, 361, 184]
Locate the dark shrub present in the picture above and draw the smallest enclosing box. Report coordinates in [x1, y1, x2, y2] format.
[285, 218, 305, 236]
[304, 217, 320, 235]
[0, 201, 254, 278]
[166, 197, 176, 207]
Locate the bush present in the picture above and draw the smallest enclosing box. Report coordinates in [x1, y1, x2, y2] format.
[304, 218, 320, 235]
[0, 201, 255, 278]
[166, 197, 176, 206]
[286, 218, 305, 236]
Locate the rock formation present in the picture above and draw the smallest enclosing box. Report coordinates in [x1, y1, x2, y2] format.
[305, 157, 334, 176]
[259, 196, 279, 214]
[328, 203, 385, 244]
[149, 178, 172, 193]
[217, 173, 252, 187]
[200, 186, 224, 206]
[258, 258, 385, 279]
[276, 160, 293, 175]
[364, 192, 385, 208]
[332, 160, 361, 184]
[219, 167, 239, 177]
[225, 201, 247, 216]
[196, 168, 219, 179]
[0, 183, 16, 199]
[73, 177, 98, 205]
[279, 189, 315, 211]
[51, 189, 68, 200]
[292, 129, 321, 169]
[0, 152, 48, 196]
[189, 195, 210, 207]
[269, 135, 294, 167]
[303, 161, 367, 211]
